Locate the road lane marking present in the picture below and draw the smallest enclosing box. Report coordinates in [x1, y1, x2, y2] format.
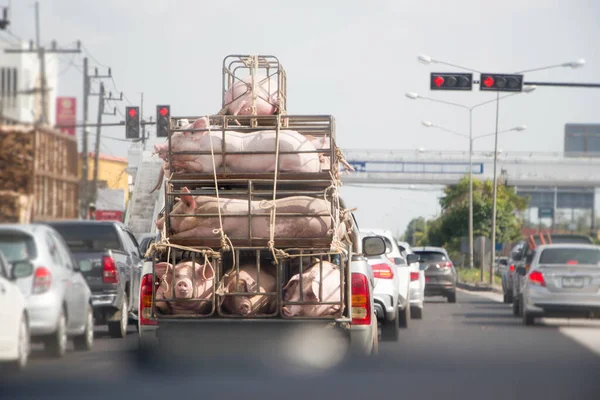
[457, 288, 600, 357]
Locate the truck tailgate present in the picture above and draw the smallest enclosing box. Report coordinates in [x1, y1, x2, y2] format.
[72, 252, 111, 292]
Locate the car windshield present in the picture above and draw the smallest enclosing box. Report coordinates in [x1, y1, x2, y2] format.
[48, 224, 123, 252]
[539, 248, 600, 265]
[414, 251, 447, 262]
[0, 233, 37, 262]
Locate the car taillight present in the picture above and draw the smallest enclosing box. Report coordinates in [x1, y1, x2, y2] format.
[441, 261, 453, 268]
[32, 267, 52, 294]
[102, 256, 118, 284]
[351, 273, 371, 326]
[372, 263, 394, 279]
[509, 264, 515, 272]
[410, 272, 419, 281]
[528, 271, 546, 287]
[139, 273, 158, 326]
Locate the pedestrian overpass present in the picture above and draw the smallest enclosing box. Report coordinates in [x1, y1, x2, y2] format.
[340, 149, 600, 227]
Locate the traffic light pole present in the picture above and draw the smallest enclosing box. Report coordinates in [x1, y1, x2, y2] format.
[490, 92, 501, 286]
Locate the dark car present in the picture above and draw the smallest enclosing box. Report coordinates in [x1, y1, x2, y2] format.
[412, 246, 457, 303]
[43, 220, 143, 338]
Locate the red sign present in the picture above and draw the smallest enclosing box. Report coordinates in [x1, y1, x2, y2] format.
[56, 97, 77, 136]
[95, 210, 124, 222]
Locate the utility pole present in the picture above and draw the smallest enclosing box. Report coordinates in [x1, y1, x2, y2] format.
[490, 92, 501, 286]
[140, 93, 145, 149]
[4, 3, 81, 124]
[83, 64, 115, 218]
[91, 82, 121, 207]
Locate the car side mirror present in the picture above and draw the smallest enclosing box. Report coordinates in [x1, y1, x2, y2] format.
[516, 266, 527, 276]
[363, 236, 386, 257]
[406, 254, 420, 264]
[11, 260, 34, 280]
[72, 261, 81, 272]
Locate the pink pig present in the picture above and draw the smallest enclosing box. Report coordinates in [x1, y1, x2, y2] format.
[154, 261, 215, 315]
[221, 264, 277, 316]
[281, 260, 342, 318]
[223, 75, 279, 116]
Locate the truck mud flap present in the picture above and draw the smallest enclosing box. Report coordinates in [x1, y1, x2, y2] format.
[136, 320, 350, 375]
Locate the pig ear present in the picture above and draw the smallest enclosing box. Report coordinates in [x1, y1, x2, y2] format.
[282, 276, 299, 300]
[191, 117, 208, 130]
[195, 263, 214, 281]
[154, 262, 173, 282]
[180, 187, 195, 209]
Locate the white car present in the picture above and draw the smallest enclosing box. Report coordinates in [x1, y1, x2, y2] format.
[0, 251, 33, 371]
[362, 229, 412, 328]
[397, 241, 425, 319]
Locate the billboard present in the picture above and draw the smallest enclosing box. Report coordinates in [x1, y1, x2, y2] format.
[564, 123, 600, 157]
[95, 210, 124, 222]
[55, 97, 77, 136]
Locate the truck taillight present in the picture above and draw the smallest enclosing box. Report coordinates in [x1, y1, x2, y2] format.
[102, 256, 118, 284]
[139, 273, 158, 326]
[410, 272, 419, 281]
[32, 267, 52, 294]
[351, 273, 371, 326]
[371, 263, 394, 279]
[509, 264, 515, 272]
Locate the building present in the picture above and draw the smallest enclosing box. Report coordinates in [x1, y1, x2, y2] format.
[78, 152, 130, 204]
[0, 40, 59, 125]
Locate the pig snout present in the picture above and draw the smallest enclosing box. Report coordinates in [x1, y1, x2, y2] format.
[237, 299, 252, 316]
[175, 278, 193, 298]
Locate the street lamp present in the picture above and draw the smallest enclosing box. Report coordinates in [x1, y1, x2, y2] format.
[406, 89, 535, 274]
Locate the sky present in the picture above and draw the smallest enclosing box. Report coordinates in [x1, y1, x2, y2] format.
[2, 0, 600, 236]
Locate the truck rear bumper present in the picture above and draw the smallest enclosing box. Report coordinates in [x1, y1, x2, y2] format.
[139, 319, 351, 371]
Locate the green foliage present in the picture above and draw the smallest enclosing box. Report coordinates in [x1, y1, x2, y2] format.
[406, 175, 529, 254]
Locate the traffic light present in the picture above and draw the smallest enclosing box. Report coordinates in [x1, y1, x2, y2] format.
[156, 105, 170, 138]
[125, 106, 140, 139]
[479, 73, 523, 92]
[430, 72, 473, 91]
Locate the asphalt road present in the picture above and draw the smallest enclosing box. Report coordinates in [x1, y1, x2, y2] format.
[2, 290, 600, 400]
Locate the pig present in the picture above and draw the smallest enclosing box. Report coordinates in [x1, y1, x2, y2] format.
[155, 187, 347, 241]
[281, 260, 342, 317]
[223, 75, 279, 116]
[153, 116, 322, 175]
[220, 264, 277, 316]
[153, 261, 215, 315]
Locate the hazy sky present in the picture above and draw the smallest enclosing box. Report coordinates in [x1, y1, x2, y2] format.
[3, 0, 600, 235]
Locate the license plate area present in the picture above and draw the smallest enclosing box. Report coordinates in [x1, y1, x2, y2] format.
[562, 277, 584, 289]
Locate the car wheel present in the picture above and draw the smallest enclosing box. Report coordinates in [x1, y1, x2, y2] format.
[44, 309, 67, 358]
[6, 315, 30, 372]
[398, 304, 409, 328]
[380, 312, 400, 341]
[74, 305, 94, 351]
[447, 291, 457, 303]
[410, 306, 423, 319]
[522, 307, 535, 326]
[108, 295, 128, 339]
[503, 291, 513, 304]
[518, 295, 524, 317]
[371, 319, 379, 356]
[512, 297, 520, 316]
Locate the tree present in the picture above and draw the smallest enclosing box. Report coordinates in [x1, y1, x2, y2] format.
[402, 217, 427, 246]
[418, 175, 528, 253]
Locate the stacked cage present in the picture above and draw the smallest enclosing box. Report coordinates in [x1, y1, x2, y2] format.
[148, 55, 355, 322]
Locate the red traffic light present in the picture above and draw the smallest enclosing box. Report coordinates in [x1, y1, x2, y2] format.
[430, 72, 473, 91]
[483, 76, 495, 88]
[128, 108, 137, 118]
[433, 76, 445, 87]
[159, 107, 169, 117]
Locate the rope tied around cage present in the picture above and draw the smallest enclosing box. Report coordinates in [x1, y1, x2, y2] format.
[267, 113, 283, 264]
[205, 115, 235, 263]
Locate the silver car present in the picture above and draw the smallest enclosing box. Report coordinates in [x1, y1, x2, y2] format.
[518, 243, 600, 326]
[0, 224, 94, 357]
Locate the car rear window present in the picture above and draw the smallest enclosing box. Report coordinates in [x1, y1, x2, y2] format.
[49, 224, 123, 253]
[0, 233, 37, 262]
[539, 248, 600, 265]
[414, 251, 447, 262]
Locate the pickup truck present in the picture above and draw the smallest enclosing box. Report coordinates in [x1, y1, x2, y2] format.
[137, 209, 382, 367]
[43, 220, 143, 338]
